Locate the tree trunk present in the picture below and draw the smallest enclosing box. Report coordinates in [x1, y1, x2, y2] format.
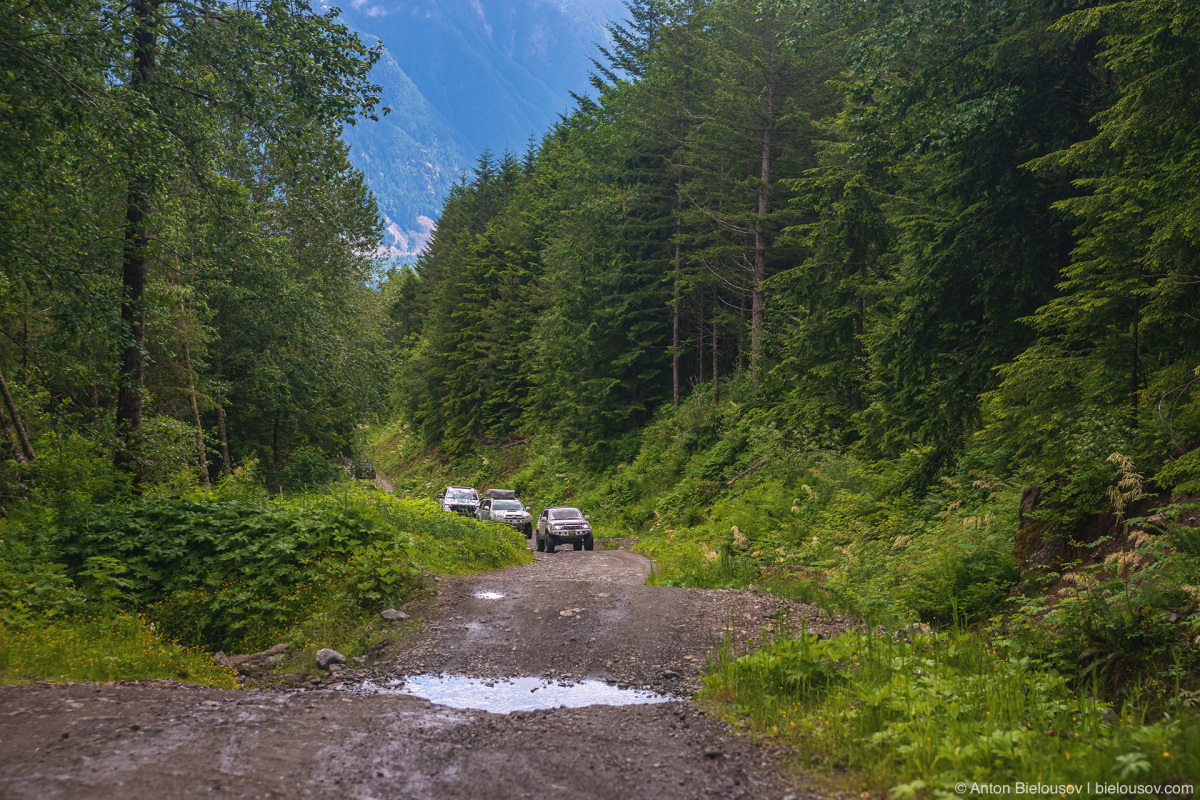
[0, 365, 34, 462]
[672, 30, 691, 407]
[852, 221, 866, 412]
[673, 211, 682, 406]
[178, 300, 210, 486]
[712, 291, 719, 403]
[1130, 305, 1140, 429]
[215, 398, 233, 476]
[738, 294, 747, 373]
[1, 407, 27, 464]
[751, 23, 777, 391]
[114, 0, 159, 486]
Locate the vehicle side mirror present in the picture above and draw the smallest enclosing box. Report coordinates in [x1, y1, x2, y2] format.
[437, 494, 444, 500]
[584, 515, 590, 521]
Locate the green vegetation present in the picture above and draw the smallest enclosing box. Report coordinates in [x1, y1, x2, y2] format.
[4, 0, 1200, 792]
[0, 614, 238, 688]
[703, 628, 1199, 794]
[0, 0, 389, 495]
[1, 476, 530, 684]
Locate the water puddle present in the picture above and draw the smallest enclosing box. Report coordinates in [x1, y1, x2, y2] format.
[472, 591, 506, 600]
[355, 675, 677, 714]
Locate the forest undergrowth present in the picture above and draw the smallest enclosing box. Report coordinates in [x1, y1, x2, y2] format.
[0, 442, 530, 687]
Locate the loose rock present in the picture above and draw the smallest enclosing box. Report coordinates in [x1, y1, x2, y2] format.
[316, 648, 347, 670]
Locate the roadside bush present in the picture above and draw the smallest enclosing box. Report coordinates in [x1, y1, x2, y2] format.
[0, 559, 82, 628]
[2, 484, 530, 654]
[277, 445, 345, 491]
[1003, 530, 1200, 704]
[703, 628, 1200, 794]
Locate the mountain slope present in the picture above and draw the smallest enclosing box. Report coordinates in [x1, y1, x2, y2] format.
[339, 0, 625, 258]
[341, 38, 468, 257]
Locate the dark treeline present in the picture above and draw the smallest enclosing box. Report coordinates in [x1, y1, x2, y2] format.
[391, 0, 1200, 488]
[0, 0, 389, 496]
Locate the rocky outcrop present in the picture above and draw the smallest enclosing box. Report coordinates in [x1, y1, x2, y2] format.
[1013, 483, 1189, 579]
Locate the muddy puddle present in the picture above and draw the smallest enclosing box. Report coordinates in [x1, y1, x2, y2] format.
[354, 675, 678, 714]
[472, 590, 506, 600]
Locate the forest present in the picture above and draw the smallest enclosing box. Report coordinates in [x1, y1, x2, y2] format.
[394, 0, 1199, 485]
[2, 0, 1199, 793]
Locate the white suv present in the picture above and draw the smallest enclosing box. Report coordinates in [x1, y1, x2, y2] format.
[535, 506, 593, 553]
[478, 497, 534, 537]
[438, 486, 479, 516]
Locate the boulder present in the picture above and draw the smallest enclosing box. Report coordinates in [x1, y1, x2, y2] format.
[380, 609, 409, 622]
[316, 648, 347, 670]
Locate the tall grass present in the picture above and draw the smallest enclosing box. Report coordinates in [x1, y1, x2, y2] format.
[0, 613, 238, 686]
[701, 626, 1199, 795]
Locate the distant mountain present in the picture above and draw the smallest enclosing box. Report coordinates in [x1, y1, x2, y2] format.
[338, 0, 626, 259]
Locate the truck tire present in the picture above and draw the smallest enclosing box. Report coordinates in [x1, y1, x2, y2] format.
[536, 533, 545, 552]
[523, 523, 532, 539]
[545, 535, 556, 554]
[583, 534, 594, 551]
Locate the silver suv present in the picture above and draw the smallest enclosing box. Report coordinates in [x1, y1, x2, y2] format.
[438, 486, 479, 516]
[477, 496, 534, 538]
[535, 506, 594, 553]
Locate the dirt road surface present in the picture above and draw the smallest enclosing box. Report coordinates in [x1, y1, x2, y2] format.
[0, 549, 855, 799]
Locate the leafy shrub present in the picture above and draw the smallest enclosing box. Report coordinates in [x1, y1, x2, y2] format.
[1157, 449, 1200, 495]
[277, 445, 345, 491]
[338, 539, 422, 610]
[140, 415, 204, 486]
[36, 485, 529, 651]
[21, 430, 131, 510]
[0, 559, 82, 627]
[1005, 531, 1200, 702]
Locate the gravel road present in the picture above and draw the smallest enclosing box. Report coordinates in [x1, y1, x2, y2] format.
[0, 548, 856, 799]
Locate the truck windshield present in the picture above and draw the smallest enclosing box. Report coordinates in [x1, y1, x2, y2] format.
[549, 508, 583, 520]
[447, 489, 476, 500]
[493, 500, 523, 511]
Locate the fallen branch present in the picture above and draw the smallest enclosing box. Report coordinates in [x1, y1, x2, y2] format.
[726, 458, 766, 486]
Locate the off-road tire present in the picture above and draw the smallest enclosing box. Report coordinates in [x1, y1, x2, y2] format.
[545, 535, 556, 554]
[583, 534, 594, 551]
[523, 524, 532, 539]
[573, 541, 583, 551]
[536, 534, 545, 552]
